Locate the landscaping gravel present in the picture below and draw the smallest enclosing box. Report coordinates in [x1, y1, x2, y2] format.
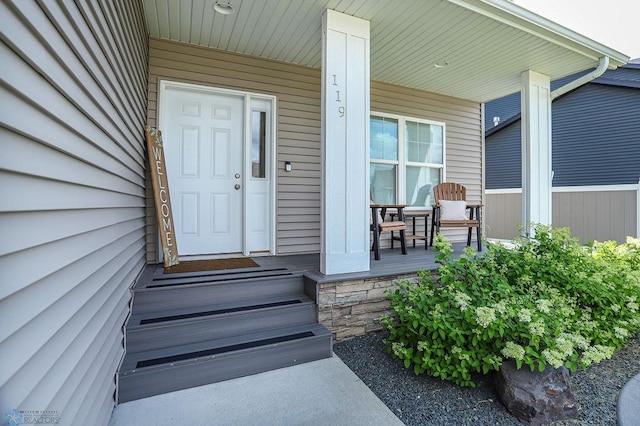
[334, 331, 640, 425]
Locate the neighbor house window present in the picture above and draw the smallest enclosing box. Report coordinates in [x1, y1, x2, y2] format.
[370, 113, 445, 208]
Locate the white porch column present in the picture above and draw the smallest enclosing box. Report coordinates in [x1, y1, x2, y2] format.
[521, 70, 552, 234]
[320, 10, 370, 275]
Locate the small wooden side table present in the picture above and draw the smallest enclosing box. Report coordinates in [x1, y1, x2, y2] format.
[390, 210, 430, 249]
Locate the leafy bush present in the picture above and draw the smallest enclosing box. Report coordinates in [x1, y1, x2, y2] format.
[381, 225, 640, 387]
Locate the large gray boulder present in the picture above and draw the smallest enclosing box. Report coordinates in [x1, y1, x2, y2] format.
[495, 360, 578, 425]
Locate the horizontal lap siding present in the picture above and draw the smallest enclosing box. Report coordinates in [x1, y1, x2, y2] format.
[371, 81, 483, 244]
[553, 191, 637, 244]
[487, 190, 638, 244]
[146, 38, 322, 259]
[485, 193, 523, 239]
[552, 84, 640, 186]
[0, 1, 148, 425]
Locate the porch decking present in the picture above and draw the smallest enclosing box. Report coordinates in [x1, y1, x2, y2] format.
[253, 242, 472, 283]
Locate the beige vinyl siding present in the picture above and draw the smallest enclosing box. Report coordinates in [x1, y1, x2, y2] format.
[145, 39, 483, 260]
[553, 190, 637, 243]
[485, 193, 523, 240]
[486, 189, 638, 244]
[0, 1, 148, 425]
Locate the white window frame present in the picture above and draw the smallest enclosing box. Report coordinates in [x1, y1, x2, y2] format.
[370, 111, 446, 208]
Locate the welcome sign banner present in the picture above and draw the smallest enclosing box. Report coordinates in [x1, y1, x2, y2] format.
[145, 126, 179, 267]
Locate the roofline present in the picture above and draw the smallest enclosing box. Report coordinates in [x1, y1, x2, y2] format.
[449, 0, 629, 67]
[486, 113, 521, 137]
[592, 78, 640, 90]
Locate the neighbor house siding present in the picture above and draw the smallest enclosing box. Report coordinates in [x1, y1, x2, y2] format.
[552, 83, 640, 186]
[145, 40, 483, 261]
[486, 188, 638, 243]
[485, 68, 640, 189]
[0, 1, 148, 425]
[485, 123, 521, 190]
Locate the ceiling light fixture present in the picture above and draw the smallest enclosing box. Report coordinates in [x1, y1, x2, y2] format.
[213, 2, 234, 15]
[434, 61, 449, 68]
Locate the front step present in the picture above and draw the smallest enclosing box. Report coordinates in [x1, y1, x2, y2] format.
[118, 267, 332, 403]
[118, 323, 332, 403]
[132, 272, 303, 314]
[126, 296, 317, 353]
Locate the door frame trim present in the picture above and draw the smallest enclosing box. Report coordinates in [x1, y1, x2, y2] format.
[157, 79, 277, 258]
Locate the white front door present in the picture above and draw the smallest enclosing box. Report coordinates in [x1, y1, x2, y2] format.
[162, 87, 245, 255]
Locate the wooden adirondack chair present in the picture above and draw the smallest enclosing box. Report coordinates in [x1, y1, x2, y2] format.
[430, 183, 482, 251]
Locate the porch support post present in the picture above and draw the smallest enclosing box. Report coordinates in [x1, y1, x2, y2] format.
[521, 70, 552, 235]
[320, 10, 370, 275]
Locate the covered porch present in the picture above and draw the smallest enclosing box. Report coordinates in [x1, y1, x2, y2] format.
[144, 0, 628, 276]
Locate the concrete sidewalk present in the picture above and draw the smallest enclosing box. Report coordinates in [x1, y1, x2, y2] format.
[109, 355, 403, 426]
[618, 372, 640, 426]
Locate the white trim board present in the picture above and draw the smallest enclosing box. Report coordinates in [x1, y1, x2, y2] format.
[487, 184, 640, 194]
[157, 80, 277, 258]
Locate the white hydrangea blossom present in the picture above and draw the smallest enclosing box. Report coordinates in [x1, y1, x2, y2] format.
[453, 291, 472, 312]
[536, 299, 552, 314]
[392, 342, 406, 357]
[581, 345, 615, 366]
[475, 307, 496, 328]
[501, 342, 525, 361]
[614, 327, 629, 339]
[528, 319, 545, 337]
[493, 300, 508, 315]
[517, 308, 532, 323]
[542, 349, 565, 369]
[555, 336, 575, 357]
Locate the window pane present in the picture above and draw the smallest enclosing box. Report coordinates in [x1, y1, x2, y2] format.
[405, 166, 441, 207]
[251, 110, 266, 178]
[370, 163, 397, 204]
[405, 121, 443, 164]
[370, 116, 398, 161]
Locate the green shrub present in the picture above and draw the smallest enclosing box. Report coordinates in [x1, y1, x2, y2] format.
[381, 225, 640, 387]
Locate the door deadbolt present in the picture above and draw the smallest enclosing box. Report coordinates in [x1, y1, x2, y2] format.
[234, 184, 241, 190]
[235, 173, 241, 179]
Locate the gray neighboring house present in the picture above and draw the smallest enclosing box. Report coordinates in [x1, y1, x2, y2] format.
[485, 61, 640, 243]
[0, 1, 629, 425]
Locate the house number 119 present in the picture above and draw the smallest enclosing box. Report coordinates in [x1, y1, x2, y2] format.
[332, 74, 345, 117]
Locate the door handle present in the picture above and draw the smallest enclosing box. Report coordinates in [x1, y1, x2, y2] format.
[234, 184, 241, 190]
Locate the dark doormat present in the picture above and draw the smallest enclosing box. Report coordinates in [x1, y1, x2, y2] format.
[164, 258, 260, 274]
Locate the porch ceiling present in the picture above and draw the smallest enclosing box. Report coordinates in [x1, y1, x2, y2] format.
[142, 0, 628, 103]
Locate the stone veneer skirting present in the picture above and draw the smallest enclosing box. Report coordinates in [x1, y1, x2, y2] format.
[317, 274, 421, 340]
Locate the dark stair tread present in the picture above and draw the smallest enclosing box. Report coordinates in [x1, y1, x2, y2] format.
[130, 276, 307, 315]
[124, 300, 318, 354]
[117, 327, 332, 403]
[142, 269, 295, 289]
[127, 294, 314, 328]
[120, 323, 331, 374]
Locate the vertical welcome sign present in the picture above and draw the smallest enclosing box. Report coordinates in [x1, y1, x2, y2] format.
[145, 126, 179, 267]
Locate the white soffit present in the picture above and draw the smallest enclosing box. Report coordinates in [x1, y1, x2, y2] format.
[143, 0, 628, 103]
